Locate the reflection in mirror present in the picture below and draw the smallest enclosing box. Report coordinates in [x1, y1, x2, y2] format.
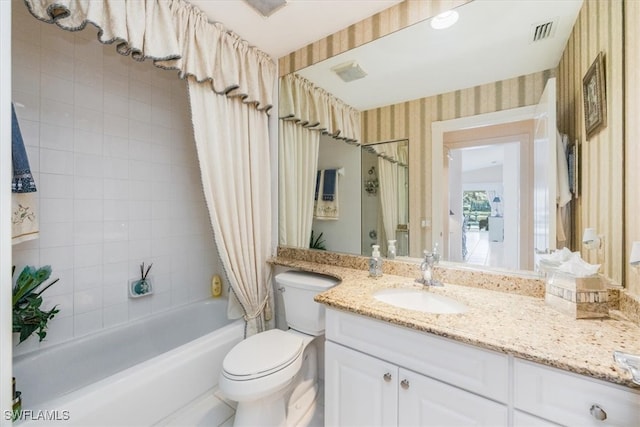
[279, 0, 586, 277]
[361, 140, 409, 258]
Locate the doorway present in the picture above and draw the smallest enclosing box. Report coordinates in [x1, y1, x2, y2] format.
[446, 141, 523, 270]
[435, 114, 535, 271]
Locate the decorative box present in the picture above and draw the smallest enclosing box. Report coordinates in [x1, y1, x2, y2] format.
[544, 271, 608, 319]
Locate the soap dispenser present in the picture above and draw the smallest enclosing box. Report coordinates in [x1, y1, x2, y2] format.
[388, 240, 397, 260]
[369, 245, 383, 278]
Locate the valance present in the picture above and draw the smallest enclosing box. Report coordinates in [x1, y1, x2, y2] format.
[24, 0, 275, 111]
[279, 73, 360, 143]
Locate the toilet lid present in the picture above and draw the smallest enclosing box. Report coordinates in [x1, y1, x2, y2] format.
[223, 329, 303, 380]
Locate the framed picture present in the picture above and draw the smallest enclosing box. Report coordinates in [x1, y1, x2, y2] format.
[582, 52, 607, 140]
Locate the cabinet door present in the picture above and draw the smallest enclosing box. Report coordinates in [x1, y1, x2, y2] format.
[325, 341, 398, 427]
[398, 368, 508, 427]
[513, 410, 561, 426]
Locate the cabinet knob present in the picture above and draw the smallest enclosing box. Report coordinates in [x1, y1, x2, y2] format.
[400, 379, 410, 389]
[590, 404, 607, 421]
[383, 372, 392, 382]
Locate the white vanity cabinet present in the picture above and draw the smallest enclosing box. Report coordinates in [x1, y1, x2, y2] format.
[514, 359, 640, 426]
[325, 341, 507, 427]
[324, 308, 640, 427]
[325, 309, 509, 426]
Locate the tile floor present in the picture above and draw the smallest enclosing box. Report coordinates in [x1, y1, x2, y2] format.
[156, 382, 325, 427]
[465, 230, 504, 268]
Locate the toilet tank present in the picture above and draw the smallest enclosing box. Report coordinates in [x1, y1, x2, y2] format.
[276, 270, 339, 336]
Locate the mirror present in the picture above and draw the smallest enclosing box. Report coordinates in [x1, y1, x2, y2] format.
[279, 0, 598, 275]
[360, 140, 409, 257]
[309, 136, 409, 258]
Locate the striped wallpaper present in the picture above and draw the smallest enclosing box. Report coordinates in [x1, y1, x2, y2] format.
[625, 0, 640, 296]
[361, 70, 553, 257]
[556, 0, 624, 286]
[278, 0, 471, 76]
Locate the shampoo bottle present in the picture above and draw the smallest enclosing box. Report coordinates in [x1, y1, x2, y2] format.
[369, 245, 383, 277]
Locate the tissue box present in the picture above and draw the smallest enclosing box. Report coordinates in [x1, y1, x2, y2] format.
[545, 271, 609, 319]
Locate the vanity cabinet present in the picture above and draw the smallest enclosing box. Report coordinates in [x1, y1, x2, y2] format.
[514, 359, 640, 426]
[325, 341, 507, 427]
[325, 308, 640, 427]
[325, 309, 509, 426]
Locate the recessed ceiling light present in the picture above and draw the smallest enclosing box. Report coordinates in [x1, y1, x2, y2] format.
[431, 10, 459, 30]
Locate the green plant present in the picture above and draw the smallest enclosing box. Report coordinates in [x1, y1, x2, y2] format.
[309, 230, 326, 250]
[12, 265, 60, 344]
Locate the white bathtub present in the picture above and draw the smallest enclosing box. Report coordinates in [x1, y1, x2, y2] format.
[12, 298, 244, 426]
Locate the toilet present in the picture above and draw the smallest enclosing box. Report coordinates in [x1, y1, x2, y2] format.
[219, 270, 339, 427]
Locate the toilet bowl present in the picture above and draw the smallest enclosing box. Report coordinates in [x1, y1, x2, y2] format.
[219, 271, 339, 427]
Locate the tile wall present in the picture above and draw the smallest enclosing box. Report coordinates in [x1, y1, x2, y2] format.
[11, 4, 222, 355]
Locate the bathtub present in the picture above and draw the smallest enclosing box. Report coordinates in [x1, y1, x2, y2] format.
[12, 298, 244, 426]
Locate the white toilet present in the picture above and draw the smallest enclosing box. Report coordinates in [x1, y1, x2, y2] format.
[219, 270, 339, 427]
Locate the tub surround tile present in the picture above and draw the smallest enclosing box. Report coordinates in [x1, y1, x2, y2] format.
[269, 253, 640, 390]
[12, 2, 220, 351]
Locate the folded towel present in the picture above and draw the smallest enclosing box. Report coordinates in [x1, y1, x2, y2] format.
[12, 194, 39, 244]
[11, 103, 39, 244]
[12, 103, 37, 193]
[322, 169, 337, 201]
[314, 169, 339, 220]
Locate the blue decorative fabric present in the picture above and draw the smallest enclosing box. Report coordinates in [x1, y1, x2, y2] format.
[11, 103, 37, 193]
[322, 169, 337, 201]
[315, 170, 321, 201]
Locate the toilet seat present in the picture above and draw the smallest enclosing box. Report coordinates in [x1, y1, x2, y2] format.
[222, 329, 304, 381]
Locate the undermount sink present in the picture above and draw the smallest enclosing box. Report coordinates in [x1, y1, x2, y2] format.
[373, 288, 467, 314]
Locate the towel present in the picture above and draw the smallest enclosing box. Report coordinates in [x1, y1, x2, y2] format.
[314, 170, 322, 201]
[322, 169, 337, 201]
[12, 103, 36, 193]
[11, 103, 39, 244]
[314, 169, 339, 220]
[556, 131, 572, 247]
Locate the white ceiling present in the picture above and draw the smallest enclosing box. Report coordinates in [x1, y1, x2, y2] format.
[297, 0, 583, 110]
[187, 0, 403, 58]
[460, 144, 504, 173]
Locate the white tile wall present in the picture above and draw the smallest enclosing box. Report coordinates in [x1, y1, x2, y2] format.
[11, 4, 221, 355]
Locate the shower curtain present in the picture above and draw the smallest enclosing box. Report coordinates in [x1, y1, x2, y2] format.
[24, 0, 276, 335]
[278, 120, 320, 248]
[375, 143, 400, 254]
[278, 73, 360, 248]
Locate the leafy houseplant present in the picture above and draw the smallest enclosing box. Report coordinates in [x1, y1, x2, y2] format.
[12, 265, 60, 344]
[309, 230, 326, 250]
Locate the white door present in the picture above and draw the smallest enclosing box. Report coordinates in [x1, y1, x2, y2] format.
[398, 368, 508, 426]
[325, 341, 398, 427]
[533, 77, 557, 266]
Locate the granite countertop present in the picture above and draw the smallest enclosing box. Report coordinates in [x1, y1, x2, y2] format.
[269, 257, 640, 390]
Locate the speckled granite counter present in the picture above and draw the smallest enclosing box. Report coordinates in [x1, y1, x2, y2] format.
[269, 256, 640, 390]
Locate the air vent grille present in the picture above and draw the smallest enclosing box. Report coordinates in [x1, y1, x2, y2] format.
[531, 20, 556, 42]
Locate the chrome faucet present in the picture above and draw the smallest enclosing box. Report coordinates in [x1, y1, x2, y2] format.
[416, 249, 443, 287]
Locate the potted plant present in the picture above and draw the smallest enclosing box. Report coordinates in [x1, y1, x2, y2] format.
[309, 230, 326, 250]
[12, 265, 60, 344]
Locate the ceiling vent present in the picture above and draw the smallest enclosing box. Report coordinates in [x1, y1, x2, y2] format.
[530, 19, 557, 42]
[331, 61, 368, 83]
[243, 0, 287, 18]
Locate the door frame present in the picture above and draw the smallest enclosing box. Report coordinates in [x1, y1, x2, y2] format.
[432, 105, 537, 270]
